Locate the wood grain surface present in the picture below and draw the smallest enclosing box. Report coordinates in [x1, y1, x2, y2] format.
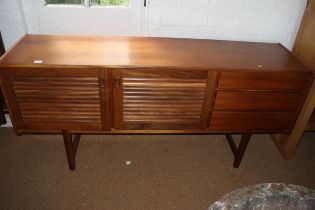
[0, 34, 311, 73]
[0, 35, 313, 134]
[112, 69, 217, 130]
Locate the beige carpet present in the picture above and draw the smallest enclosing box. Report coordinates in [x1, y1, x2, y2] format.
[0, 128, 314, 210]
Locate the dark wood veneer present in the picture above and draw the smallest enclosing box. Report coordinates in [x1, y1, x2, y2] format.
[214, 91, 304, 111]
[112, 69, 216, 130]
[0, 35, 312, 170]
[0, 32, 6, 125]
[218, 71, 312, 91]
[210, 111, 296, 132]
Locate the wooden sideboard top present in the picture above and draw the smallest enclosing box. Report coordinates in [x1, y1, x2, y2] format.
[0, 34, 311, 73]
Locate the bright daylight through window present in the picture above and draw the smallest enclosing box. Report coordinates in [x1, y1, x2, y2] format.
[45, 0, 129, 6]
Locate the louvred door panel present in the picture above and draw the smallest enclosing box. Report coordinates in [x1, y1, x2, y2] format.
[113, 70, 217, 130]
[4, 67, 105, 131]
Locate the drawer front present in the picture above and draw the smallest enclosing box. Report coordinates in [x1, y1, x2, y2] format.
[214, 91, 304, 111]
[209, 111, 296, 132]
[219, 72, 312, 91]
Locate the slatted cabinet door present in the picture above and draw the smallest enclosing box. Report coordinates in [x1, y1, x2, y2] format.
[1, 67, 108, 132]
[112, 69, 217, 130]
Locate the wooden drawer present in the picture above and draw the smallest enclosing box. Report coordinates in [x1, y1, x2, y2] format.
[214, 91, 304, 111]
[218, 71, 312, 91]
[209, 111, 296, 132]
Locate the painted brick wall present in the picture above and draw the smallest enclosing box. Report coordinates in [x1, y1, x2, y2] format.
[148, 0, 307, 50]
[0, 0, 308, 50]
[0, 0, 26, 50]
[20, 0, 145, 37]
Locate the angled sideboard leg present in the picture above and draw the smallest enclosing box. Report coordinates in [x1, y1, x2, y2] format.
[0, 32, 7, 126]
[0, 100, 6, 125]
[225, 133, 251, 168]
[62, 130, 81, 170]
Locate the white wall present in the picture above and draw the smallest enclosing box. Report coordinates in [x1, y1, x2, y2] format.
[148, 0, 307, 50]
[0, 0, 27, 50]
[21, 0, 145, 36]
[0, 0, 308, 50]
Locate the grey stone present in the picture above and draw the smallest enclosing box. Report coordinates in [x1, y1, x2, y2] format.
[209, 183, 315, 210]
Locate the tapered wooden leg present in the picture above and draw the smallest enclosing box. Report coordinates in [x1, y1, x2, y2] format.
[62, 130, 81, 170]
[0, 89, 6, 126]
[73, 134, 81, 157]
[225, 133, 251, 168]
[233, 134, 251, 168]
[0, 102, 6, 125]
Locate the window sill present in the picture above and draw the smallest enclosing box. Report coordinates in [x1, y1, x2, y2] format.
[89, 5, 129, 9]
[44, 4, 85, 8]
[44, 5, 129, 9]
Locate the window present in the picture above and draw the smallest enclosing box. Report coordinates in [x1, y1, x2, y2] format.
[90, 0, 129, 6]
[45, 0, 129, 6]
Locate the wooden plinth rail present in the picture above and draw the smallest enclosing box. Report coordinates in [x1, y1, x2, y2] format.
[62, 133, 253, 170]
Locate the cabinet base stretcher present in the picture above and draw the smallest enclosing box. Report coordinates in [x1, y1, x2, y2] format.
[62, 131, 252, 170]
[0, 99, 6, 125]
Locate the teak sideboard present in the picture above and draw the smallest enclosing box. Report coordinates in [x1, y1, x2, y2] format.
[0, 35, 313, 170]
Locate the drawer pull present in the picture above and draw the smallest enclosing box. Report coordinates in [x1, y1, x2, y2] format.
[100, 78, 106, 88]
[114, 78, 121, 88]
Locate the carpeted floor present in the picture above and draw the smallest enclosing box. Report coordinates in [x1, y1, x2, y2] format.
[0, 128, 314, 210]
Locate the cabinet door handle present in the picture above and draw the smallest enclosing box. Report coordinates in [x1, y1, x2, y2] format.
[114, 78, 121, 88]
[100, 78, 106, 88]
